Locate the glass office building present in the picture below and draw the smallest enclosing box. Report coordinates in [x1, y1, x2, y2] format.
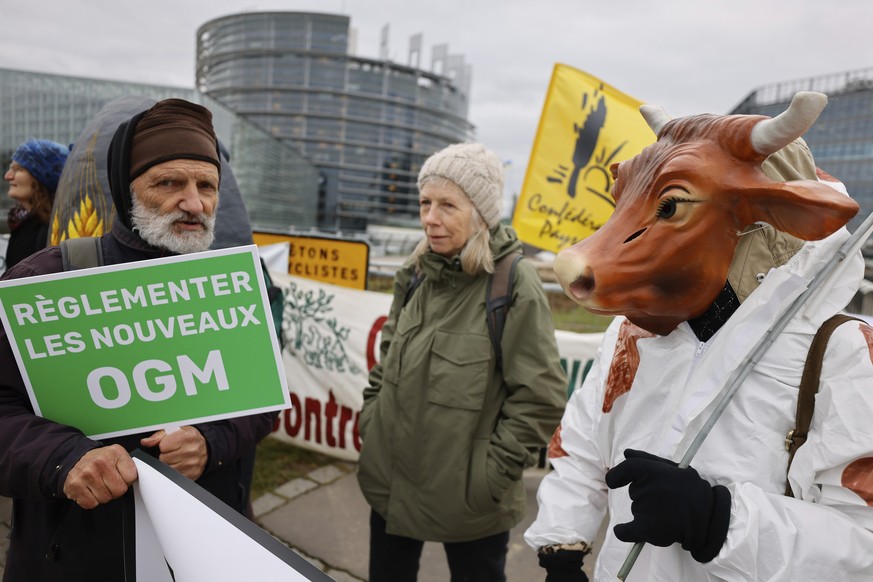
[732, 67, 873, 233]
[196, 11, 475, 232]
[0, 67, 319, 233]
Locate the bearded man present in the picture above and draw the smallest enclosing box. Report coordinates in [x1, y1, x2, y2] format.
[0, 98, 276, 581]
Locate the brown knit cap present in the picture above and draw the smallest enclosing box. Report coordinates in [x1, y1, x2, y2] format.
[129, 98, 220, 180]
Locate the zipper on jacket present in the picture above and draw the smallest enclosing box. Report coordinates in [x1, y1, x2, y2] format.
[681, 338, 708, 389]
[44, 503, 72, 560]
[658, 336, 712, 453]
[690, 339, 707, 372]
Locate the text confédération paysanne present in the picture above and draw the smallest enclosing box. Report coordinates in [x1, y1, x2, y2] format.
[9, 271, 261, 359]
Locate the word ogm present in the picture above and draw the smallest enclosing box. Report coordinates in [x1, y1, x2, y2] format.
[87, 349, 228, 410]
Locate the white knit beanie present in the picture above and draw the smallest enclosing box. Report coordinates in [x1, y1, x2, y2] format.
[417, 143, 504, 228]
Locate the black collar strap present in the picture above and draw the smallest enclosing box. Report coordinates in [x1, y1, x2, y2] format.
[688, 281, 741, 342]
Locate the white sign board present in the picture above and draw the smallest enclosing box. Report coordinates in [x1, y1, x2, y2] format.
[132, 451, 333, 581]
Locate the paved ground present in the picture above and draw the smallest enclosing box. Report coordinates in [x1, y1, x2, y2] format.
[0, 463, 601, 581]
[255, 464, 590, 582]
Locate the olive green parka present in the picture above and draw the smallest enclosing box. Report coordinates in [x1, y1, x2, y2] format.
[357, 224, 567, 542]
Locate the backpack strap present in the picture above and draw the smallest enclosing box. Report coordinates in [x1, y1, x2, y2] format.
[60, 237, 105, 271]
[784, 313, 864, 496]
[486, 253, 523, 369]
[403, 266, 425, 308]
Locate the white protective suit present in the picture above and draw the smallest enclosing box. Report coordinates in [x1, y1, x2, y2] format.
[526, 208, 873, 579]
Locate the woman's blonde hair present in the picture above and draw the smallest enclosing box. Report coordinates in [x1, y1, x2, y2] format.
[411, 176, 494, 275]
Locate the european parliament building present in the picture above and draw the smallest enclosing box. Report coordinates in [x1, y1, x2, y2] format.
[731, 66, 873, 233]
[196, 12, 474, 232]
[1, 11, 473, 234]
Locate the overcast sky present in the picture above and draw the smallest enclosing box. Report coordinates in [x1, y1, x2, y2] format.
[3, 0, 872, 201]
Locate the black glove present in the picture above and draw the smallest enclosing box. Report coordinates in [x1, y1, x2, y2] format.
[538, 548, 589, 582]
[604, 448, 731, 563]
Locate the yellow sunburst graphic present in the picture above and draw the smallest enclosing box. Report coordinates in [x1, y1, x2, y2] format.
[68, 194, 103, 238]
[51, 193, 104, 243]
[69, 194, 104, 238]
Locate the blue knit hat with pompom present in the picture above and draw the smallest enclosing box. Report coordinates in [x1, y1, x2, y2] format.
[12, 139, 70, 196]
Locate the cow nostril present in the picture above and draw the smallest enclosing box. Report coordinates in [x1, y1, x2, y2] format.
[624, 228, 646, 244]
[569, 271, 595, 297]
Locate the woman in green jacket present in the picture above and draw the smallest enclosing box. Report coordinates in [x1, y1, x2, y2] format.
[357, 142, 567, 581]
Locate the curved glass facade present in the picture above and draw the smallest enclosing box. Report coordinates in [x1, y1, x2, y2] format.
[0, 67, 319, 233]
[196, 12, 475, 232]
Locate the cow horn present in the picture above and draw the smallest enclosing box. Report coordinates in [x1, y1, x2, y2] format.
[750, 91, 828, 156]
[640, 104, 672, 135]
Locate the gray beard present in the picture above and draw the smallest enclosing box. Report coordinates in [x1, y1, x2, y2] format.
[130, 197, 216, 254]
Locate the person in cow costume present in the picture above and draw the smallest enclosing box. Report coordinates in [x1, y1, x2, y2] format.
[526, 92, 873, 581]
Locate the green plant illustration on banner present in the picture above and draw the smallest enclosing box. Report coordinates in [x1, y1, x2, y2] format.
[282, 282, 359, 375]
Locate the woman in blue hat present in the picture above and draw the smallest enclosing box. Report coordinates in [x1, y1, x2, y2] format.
[4, 139, 69, 268]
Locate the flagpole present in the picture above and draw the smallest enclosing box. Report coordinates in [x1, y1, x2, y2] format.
[616, 211, 873, 581]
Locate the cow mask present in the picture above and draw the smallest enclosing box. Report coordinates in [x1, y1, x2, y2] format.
[553, 91, 859, 336]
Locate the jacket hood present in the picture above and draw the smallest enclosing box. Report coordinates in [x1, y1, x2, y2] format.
[490, 222, 523, 260]
[107, 109, 148, 231]
[726, 138, 816, 303]
[745, 165, 863, 328]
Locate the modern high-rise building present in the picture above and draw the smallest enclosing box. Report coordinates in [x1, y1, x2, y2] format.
[196, 11, 475, 232]
[731, 67, 873, 233]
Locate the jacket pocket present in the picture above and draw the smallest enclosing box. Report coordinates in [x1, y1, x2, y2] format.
[428, 330, 492, 410]
[383, 307, 422, 386]
[467, 437, 499, 512]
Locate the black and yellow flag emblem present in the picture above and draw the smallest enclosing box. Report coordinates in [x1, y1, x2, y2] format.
[513, 64, 655, 253]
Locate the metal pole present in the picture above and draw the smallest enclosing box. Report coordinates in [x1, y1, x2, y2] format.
[616, 212, 873, 581]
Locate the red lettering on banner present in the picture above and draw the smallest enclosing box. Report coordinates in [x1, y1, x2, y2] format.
[325, 391, 339, 447]
[367, 316, 387, 371]
[305, 397, 322, 443]
[275, 389, 363, 452]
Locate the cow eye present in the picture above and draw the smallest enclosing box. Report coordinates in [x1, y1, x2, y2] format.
[656, 198, 678, 219]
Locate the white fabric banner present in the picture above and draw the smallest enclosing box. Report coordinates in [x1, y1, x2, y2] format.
[259, 242, 290, 273]
[269, 271, 604, 460]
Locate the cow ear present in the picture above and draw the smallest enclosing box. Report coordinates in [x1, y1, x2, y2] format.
[610, 162, 620, 180]
[609, 162, 623, 202]
[743, 180, 859, 241]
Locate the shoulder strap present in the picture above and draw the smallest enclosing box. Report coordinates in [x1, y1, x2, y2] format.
[785, 313, 864, 496]
[486, 253, 523, 369]
[403, 266, 425, 307]
[60, 237, 104, 271]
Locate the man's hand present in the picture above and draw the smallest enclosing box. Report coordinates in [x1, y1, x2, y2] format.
[140, 426, 208, 480]
[605, 449, 731, 563]
[63, 445, 138, 510]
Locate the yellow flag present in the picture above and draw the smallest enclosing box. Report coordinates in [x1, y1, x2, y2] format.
[512, 64, 656, 253]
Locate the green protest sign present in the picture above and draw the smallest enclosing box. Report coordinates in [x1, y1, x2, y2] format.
[0, 245, 290, 439]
